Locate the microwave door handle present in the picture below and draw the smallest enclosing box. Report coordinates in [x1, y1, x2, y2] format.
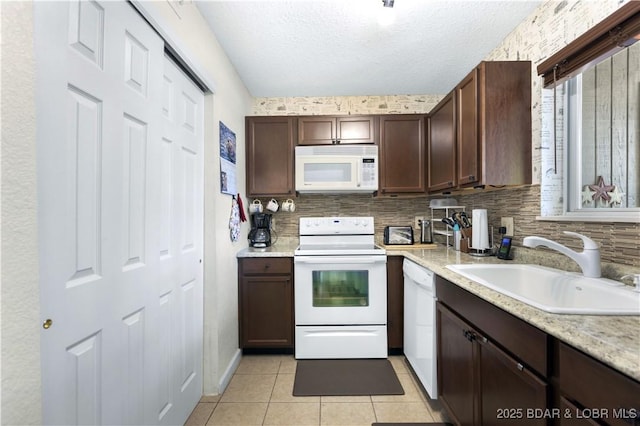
[356, 160, 361, 187]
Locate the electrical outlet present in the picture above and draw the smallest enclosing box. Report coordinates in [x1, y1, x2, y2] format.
[414, 216, 425, 229]
[501, 217, 514, 236]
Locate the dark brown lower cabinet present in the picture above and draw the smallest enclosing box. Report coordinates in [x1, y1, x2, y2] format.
[557, 342, 640, 426]
[559, 397, 600, 426]
[437, 303, 476, 425]
[437, 274, 640, 426]
[437, 276, 548, 426]
[386, 256, 404, 352]
[479, 337, 548, 426]
[238, 258, 293, 349]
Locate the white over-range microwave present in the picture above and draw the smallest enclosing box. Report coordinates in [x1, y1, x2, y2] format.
[294, 145, 379, 193]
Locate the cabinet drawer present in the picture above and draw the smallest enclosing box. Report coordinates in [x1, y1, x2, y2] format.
[559, 342, 640, 426]
[436, 276, 548, 377]
[240, 258, 292, 275]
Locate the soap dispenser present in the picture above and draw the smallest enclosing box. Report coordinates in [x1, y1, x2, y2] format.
[621, 274, 640, 292]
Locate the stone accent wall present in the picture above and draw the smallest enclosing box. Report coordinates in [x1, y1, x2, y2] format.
[252, 94, 443, 116]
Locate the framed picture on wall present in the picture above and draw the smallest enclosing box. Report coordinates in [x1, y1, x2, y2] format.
[219, 121, 237, 195]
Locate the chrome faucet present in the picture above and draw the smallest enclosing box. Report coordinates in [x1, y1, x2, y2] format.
[522, 231, 601, 278]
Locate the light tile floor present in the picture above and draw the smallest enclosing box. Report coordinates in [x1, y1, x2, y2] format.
[185, 355, 449, 426]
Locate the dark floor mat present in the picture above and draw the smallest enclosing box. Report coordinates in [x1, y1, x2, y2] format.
[372, 423, 452, 426]
[293, 359, 404, 396]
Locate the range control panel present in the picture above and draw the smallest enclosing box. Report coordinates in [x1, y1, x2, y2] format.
[299, 217, 375, 235]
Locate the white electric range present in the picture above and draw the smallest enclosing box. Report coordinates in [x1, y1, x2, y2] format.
[293, 217, 387, 359]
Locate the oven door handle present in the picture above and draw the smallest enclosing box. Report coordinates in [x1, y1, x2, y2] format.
[294, 256, 386, 264]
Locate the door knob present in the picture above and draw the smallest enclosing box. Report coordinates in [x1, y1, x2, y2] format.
[42, 319, 53, 329]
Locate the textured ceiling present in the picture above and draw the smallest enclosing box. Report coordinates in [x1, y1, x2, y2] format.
[195, 0, 542, 97]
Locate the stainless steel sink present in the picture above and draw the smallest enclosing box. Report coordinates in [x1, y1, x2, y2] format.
[446, 264, 640, 315]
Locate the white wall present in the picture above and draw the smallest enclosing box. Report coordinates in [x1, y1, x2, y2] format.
[1, 2, 42, 424]
[0, 1, 251, 423]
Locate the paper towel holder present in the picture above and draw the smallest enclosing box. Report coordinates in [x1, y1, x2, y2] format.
[468, 225, 494, 257]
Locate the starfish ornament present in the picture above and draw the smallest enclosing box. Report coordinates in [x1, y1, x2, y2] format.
[588, 176, 615, 203]
[608, 186, 626, 205]
[581, 186, 595, 205]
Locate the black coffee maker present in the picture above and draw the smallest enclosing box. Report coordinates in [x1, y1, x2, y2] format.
[248, 213, 272, 248]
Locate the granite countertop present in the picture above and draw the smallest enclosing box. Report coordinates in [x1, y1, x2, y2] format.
[237, 238, 299, 257]
[237, 241, 640, 382]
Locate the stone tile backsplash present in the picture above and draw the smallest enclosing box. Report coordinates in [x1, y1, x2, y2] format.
[251, 185, 639, 272]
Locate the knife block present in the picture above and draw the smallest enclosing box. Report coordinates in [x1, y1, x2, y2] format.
[460, 227, 472, 253]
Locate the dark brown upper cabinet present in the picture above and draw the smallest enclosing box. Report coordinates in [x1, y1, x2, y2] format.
[428, 61, 532, 194]
[456, 69, 480, 187]
[378, 114, 426, 194]
[456, 61, 532, 188]
[297, 115, 378, 145]
[245, 116, 296, 197]
[428, 92, 457, 192]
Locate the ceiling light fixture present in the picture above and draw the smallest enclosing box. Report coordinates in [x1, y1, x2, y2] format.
[382, 0, 394, 8]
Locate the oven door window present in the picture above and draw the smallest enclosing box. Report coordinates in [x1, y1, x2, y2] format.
[312, 270, 369, 307]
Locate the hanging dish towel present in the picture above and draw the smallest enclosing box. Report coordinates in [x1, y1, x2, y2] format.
[237, 193, 247, 222]
[229, 196, 241, 242]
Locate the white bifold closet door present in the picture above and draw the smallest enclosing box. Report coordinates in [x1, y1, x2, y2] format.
[34, 1, 204, 424]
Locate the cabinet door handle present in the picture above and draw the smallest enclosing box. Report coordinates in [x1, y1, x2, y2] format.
[448, 181, 453, 187]
[462, 330, 476, 342]
[516, 363, 524, 371]
[469, 175, 475, 181]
